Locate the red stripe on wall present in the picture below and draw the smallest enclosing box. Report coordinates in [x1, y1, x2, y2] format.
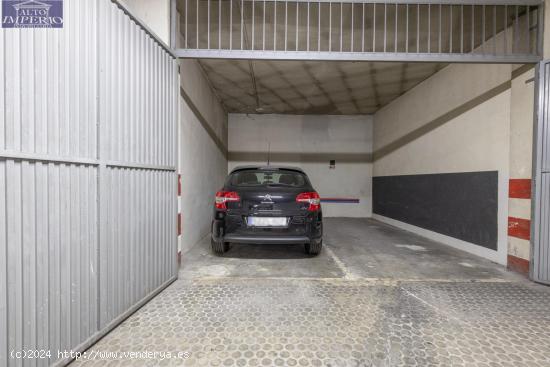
[508, 216, 530, 240]
[507, 255, 529, 276]
[178, 174, 182, 196]
[509, 179, 531, 199]
[177, 213, 182, 236]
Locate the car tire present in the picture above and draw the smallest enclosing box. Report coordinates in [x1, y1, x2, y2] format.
[305, 240, 322, 255]
[211, 237, 229, 254]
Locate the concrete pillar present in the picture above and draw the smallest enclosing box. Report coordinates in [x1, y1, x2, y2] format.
[507, 66, 535, 275]
[502, 0, 550, 275]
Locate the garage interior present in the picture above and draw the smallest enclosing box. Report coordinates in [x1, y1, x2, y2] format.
[2, 0, 550, 366]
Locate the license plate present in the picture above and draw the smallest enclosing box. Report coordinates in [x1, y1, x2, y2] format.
[247, 217, 288, 227]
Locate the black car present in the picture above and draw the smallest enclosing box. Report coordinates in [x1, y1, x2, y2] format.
[211, 166, 323, 255]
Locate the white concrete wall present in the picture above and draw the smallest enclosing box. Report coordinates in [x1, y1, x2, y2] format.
[545, 0, 550, 58]
[122, 0, 171, 44]
[373, 64, 513, 265]
[178, 65, 228, 255]
[228, 114, 373, 217]
[178, 86, 227, 254]
[171, 5, 228, 255]
[180, 60, 228, 143]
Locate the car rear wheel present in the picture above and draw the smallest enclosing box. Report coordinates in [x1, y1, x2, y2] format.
[305, 240, 322, 255]
[211, 237, 229, 254]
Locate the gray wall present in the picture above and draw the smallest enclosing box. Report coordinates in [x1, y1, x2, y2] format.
[0, 1, 178, 365]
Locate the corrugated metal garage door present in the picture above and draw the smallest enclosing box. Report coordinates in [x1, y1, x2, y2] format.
[532, 61, 550, 285]
[0, 1, 178, 366]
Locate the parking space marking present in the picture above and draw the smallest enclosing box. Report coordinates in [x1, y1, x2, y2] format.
[324, 244, 358, 280]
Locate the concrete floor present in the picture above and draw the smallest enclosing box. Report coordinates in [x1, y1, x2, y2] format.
[72, 218, 550, 366]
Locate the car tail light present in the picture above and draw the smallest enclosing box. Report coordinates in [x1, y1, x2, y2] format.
[215, 191, 240, 210]
[296, 192, 321, 212]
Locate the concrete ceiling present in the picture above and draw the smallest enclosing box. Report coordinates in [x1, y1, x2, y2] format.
[199, 60, 446, 115]
[178, 1, 523, 115]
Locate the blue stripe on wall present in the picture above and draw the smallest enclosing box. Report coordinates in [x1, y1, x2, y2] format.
[321, 198, 360, 204]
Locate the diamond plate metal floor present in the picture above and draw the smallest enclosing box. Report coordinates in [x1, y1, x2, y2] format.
[71, 219, 550, 367]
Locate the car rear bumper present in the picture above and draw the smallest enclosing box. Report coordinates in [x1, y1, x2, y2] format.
[212, 218, 322, 244]
[223, 234, 312, 244]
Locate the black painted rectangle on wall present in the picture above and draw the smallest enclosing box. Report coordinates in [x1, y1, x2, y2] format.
[373, 171, 498, 250]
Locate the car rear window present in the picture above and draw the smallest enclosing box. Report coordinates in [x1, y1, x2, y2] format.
[230, 170, 307, 187]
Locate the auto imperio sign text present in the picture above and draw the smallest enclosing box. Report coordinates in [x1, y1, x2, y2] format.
[2, 0, 63, 28]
